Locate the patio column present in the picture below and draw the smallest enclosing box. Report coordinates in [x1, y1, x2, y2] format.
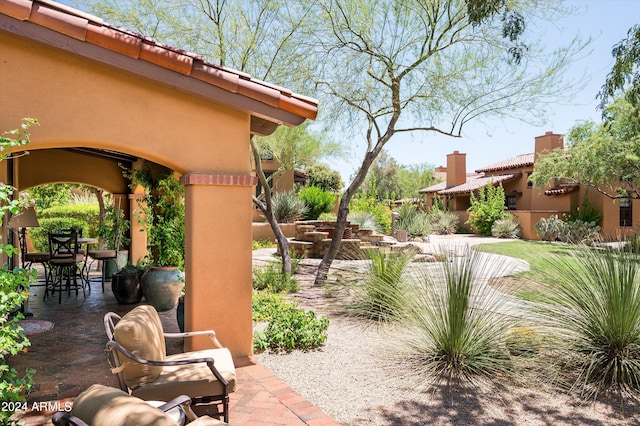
[181, 172, 257, 358]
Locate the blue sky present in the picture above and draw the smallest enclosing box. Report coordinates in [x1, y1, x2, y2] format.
[331, 0, 640, 180]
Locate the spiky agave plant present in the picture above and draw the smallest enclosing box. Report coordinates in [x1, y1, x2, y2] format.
[395, 246, 519, 388]
[541, 247, 640, 400]
[349, 249, 414, 322]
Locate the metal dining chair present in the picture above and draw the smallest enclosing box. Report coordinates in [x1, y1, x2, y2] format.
[47, 231, 85, 303]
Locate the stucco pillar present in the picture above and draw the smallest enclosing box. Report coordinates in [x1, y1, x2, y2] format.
[181, 173, 257, 358]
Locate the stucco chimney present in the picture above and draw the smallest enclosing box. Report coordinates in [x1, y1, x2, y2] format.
[534, 131, 564, 158]
[446, 151, 467, 187]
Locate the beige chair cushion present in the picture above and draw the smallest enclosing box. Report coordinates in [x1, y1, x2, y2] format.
[131, 348, 236, 401]
[89, 249, 117, 259]
[72, 384, 177, 426]
[114, 305, 166, 389]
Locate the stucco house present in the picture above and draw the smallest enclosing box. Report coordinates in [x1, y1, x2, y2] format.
[419, 132, 639, 240]
[0, 0, 317, 358]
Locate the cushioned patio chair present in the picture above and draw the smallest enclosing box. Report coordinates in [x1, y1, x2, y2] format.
[51, 384, 227, 425]
[103, 305, 236, 423]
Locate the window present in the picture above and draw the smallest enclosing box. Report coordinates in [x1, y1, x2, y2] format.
[506, 195, 517, 210]
[526, 172, 533, 188]
[620, 198, 633, 227]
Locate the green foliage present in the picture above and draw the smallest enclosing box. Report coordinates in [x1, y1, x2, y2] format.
[29, 217, 88, 252]
[318, 212, 337, 221]
[556, 220, 601, 246]
[350, 249, 412, 322]
[349, 196, 392, 234]
[395, 247, 516, 388]
[271, 191, 307, 223]
[0, 118, 38, 418]
[97, 196, 130, 250]
[564, 196, 603, 224]
[252, 290, 329, 353]
[359, 150, 402, 201]
[252, 240, 277, 250]
[429, 210, 459, 235]
[491, 215, 521, 239]
[347, 211, 379, 232]
[396, 163, 437, 199]
[599, 24, 640, 114]
[466, 184, 508, 236]
[253, 262, 299, 293]
[541, 248, 640, 399]
[394, 203, 431, 238]
[25, 184, 72, 211]
[298, 186, 335, 220]
[305, 163, 343, 193]
[131, 167, 185, 268]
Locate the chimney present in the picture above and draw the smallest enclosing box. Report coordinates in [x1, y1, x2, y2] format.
[446, 151, 467, 187]
[534, 131, 564, 159]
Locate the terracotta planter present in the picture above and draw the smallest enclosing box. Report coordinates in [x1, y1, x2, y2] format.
[141, 267, 184, 312]
[111, 269, 142, 305]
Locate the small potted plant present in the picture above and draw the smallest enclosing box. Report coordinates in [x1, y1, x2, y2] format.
[111, 264, 143, 304]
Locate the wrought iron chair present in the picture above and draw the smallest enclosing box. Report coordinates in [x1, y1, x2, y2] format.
[47, 231, 85, 303]
[51, 384, 228, 425]
[103, 305, 236, 423]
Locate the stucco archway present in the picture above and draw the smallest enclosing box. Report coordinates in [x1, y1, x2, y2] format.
[0, 0, 318, 358]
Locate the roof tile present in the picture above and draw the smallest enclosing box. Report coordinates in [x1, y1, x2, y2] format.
[85, 23, 142, 59]
[30, 1, 87, 41]
[476, 153, 534, 173]
[0, 0, 32, 20]
[439, 173, 520, 195]
[139, 41, 193, 75]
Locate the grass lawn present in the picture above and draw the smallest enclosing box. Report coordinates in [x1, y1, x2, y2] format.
[474, 240, 580, 302]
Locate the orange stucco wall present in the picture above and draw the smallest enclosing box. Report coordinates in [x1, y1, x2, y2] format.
[2, 30, 255, 357]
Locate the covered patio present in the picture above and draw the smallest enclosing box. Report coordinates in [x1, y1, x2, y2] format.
[1, 0, 318, 358]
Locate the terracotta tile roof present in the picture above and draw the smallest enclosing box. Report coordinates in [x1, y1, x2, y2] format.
[476, 153, 534, 173]
[0, 0, 318, 125]
[544, 183, 579, 196]
[419, 181, 448, 194]
[438, 173, 521, 195]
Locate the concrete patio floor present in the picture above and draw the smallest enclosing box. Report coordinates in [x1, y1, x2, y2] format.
[8, 270, 340, 426]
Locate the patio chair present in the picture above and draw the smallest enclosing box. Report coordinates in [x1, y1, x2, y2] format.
[103, 305, 236, 423]
[51, 384, 228, 425]
[47, 231, 85, 303]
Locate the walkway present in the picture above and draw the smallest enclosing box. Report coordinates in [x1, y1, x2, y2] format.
[8, 270, 340, 426]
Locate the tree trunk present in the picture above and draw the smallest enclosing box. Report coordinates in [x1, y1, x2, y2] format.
[250, 137, 292, 274]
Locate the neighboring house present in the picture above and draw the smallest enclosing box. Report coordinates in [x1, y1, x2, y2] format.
[419, 132, 639, 240]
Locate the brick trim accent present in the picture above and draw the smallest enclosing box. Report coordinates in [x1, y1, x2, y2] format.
[180, 173, 257, 187]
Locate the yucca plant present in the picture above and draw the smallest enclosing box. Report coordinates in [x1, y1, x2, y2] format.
[349, 249, 413, 322]
[491, 216, 521, 239]
[429, 210, 459, 235]
[271, 191, 307, 223]
[393, 247, 518, 389]
[540, 248, 640, 400]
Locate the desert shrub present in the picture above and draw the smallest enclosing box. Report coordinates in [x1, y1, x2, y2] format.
[535, 215, 562, 241]
[466, 184, 508, 236]
[252, 290, 329, 352]
[556, 220, 601, 245]
[540, 248, 640, 399]
[429, 210, 459, 235]
[394, 203, 431, 238]
[350, 196, 392, 234]
[318, 212, 337, 221]
[28, 217, 88, 252]
[393, 247, 517, 388]
[252, 262, 299, 293]
[299, 186, 335, 220]
[505, 327, 542, 356]
[348, 211, 380, 232]
[491, 216, 521, 239]
[624, 232, 640, 254]
[564, 196, 602, 224]
[350, 249, 413, 322]
[271, 191, 307, 223]
[252, 239, 276, 250]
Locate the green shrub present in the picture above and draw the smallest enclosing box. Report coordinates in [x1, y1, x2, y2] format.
[252, 290, 329, 352]
[564, 196, 602, 224]
[557, 220, 601, 246]
[252, 239, 277, 250]
[466, 184, 508, 236]
[318, 212, 337, 221]
[253, 262, 299, 293]
[348, 211, 379, 232]
[271, 191, 307, 223]
[491, 216, 521, 239]
[624, 232, 640, 254]
[29, 217, 89, 252]
[429, 210, 459, 235]
[350, 249, 413, 322]
[349, 196, 392, 234]
[541, 248, 640, 399]
[394, 203, 431, 238]
[394, 247, 517, 388]
[299, 186, 335, 220]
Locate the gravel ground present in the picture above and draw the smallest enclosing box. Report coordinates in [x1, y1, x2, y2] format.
[253, 237, 640, 425]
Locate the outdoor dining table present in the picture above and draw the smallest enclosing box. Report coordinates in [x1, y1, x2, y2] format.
[77, 237, 98, 285]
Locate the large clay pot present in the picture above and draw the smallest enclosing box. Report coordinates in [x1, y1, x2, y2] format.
[141, 267, 185, 312]
[111, 269, 142, 304]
